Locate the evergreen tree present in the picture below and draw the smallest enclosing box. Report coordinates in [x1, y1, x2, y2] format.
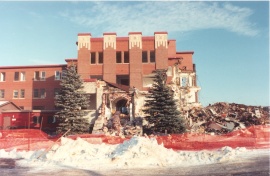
[54, 64, 89, 135]
[143, 69, 186, 134]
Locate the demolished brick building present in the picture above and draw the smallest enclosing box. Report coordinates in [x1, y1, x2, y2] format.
[0, 32, 201, 133]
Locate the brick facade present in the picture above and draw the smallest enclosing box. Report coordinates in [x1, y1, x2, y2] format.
[0, 32, 201, 130]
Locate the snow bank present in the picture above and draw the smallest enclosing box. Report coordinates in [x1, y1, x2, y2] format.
[0, 136, 268, 172]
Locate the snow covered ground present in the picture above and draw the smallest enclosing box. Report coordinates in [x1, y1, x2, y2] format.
[0, 136, 269, 175]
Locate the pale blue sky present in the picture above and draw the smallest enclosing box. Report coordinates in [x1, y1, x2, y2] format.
[0, 1, 269, 107]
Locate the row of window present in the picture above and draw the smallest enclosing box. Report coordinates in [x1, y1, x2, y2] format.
[90, 51, 155, 64]
[0, 88, 60, 99]
[32, 116, 56, 124]
[0, 71, 64, 82]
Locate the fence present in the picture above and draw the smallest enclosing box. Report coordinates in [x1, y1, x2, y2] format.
[0, 125, 269, 151]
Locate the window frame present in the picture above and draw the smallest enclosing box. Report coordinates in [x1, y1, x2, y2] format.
[0, 72, 6, 82]
[98, 52, 103, 64]
[14, 72, 19, 81]
[34, 71, 40, 81]
[150, 51, 155, 63]
[33, 89, 39, 98]
[116, 51, 122, 63]
[20, 89, 25, 98]
[0, 89, 5, 98]
[40, 71, 46, 81]
[142, 51, 148, 63]
[13, 90, 19, 98]
[20, 72, 26, 81]
[55, 71, 61, 80]
[91, 52, 96, 64]
[124, 51, 129, 63]
[40, 88, 46, 98]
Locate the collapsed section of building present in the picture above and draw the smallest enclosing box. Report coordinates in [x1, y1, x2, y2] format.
[186, 102, 269, 135]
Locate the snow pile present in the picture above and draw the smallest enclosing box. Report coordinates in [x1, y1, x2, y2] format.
[0, 136, 268, 172]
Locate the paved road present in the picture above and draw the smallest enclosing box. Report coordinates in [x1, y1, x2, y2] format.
[0, 154, 269, 176]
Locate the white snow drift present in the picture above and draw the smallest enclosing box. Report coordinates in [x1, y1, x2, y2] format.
[0, 136, 269, 172]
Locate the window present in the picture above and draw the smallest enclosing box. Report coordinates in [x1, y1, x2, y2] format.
[181, 77, 188, 87]
[116, 51, 122, 63]
[116, 75, 129, 86]
[20, 72, 25, 81]
[142, 51, 148, 63]
[150, 51, 155, 62]
[14, 72, 25, 81]
[13, 90, 19, 98]
[47, 116, 56, 124]
[33, 89, 39, 98]
[0, 89, 4, 98]
[33, 116, 43, 123]
[20, 89, 25, 98]
[0, 72, 5, 81]
[40, 71, 46, 81]
[34, 71, 40, 81]
[98, 52, 103, 64]
[124, 51, 129, 63]
[55, 71, 61, 80]
[40, 88, 46, 98]
[33, 88, 45, 98]
[14, 72, 19, 81]
[62, 70, 66, 79]
[91, 52, 96, 64]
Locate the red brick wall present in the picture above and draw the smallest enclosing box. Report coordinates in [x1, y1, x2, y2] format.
[168, 40, 176, 58]
[78, 47, 90, 79]
[155, 45, 168, 70]
[176, 52, 194, 71]
[0, 65, 65, 110]
[103, 47, 116, 83]
[129, 46, 143, 89]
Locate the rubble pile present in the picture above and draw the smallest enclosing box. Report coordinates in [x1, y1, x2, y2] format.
[123, 117, 143, 137]
[102, 112, 143, 137]
[187, 102, 269, 134]
[96, 102, 269, 136]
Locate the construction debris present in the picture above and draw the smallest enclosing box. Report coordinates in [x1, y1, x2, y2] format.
[96, 102, 269, 137]
[186, 102, 269, 135]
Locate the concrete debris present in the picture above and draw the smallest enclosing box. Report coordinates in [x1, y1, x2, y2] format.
[95, 102, 269, 137]
[187, 102, 269, 135]
[100, 112, 143, 137]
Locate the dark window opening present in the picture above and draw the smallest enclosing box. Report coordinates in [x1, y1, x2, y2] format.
[47, 116, 56, 124]
[33, 116, 43, 124]
[124, 51, 129, 63]
[90, 75, 103, 80]
[83, 94, 90, 110]
[150, 51, 155, 62]
[98, 52, 103, 64]
[116, 51, 122, 63]
[40, 89, 46, 98]
[20, 89, 25, 98]
[142, 51, 148, 63]
[33, 89, 39, 98]
[0, 89, 4, 98]
[34, 71, 40, 81]
[14, 72, 19, 81]
[91, 52, 96, 64]
[116, 75, 129, 86]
